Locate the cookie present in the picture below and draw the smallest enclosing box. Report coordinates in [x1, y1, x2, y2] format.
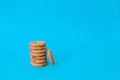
[29, 41, 46, 47]
[47, 49, 55, 64]
[30, 52, 46, 56]
[30, 46, 46, 50]
[31, 49, 47, 53]
[31, 59, 47, 63]
[31, 62, 47, 67]
[31, 56, 46, 60]
[35, 59, 47, 64]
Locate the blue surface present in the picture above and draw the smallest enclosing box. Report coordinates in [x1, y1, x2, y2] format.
[0, 0, 120, 80]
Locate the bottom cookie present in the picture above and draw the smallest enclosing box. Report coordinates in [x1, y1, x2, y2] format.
[31, 62, 47, 67]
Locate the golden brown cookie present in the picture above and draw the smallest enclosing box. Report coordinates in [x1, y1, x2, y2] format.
[32, 56, 46, 60]
[31, 59, 47, 63]
[31, 62, 47, 67]
[31, 56, 46, 61]
[29, 41, 46, 47]
[35, 59, 47, 64]
[30, 52, 46, 56]
[47, 49, 55, 65]
[30, 46, 46, 50]
[30, 49, 47, 53]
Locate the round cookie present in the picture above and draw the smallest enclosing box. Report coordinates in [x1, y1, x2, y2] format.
[31, 49, 47, 53]
[29, 41, 46, 47]
[31, 62, 47, 67]
[31, 59, 47, 64]
[35, 59, 47, 64]
[31, 56, 46, 60]
[30, 46, 46, 50]
[30, 52, 46, 56]
[47, 49, 55, 64]
[32, 56, 46, 60]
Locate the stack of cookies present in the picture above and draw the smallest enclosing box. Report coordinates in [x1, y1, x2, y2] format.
[29, 41, 48, 67]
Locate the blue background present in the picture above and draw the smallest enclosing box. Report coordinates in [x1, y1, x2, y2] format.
[0, 0, 120, 80]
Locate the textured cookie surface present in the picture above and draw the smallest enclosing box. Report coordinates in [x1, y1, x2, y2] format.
[31, 49, 47, 53]
[31, 62, 47, 67]
[47, 49, 55, 64]
[30, 46, 46, 50]
[29, 41, 46, 47]
[31, 56, 46, 60]
[33, 59, 47, 64]
[30, 52, 46, 56]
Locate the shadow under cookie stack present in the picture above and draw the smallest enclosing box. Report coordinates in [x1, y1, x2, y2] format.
[29, 41, 48, 67]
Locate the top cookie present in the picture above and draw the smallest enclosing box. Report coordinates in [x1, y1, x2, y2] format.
[29, 41, 46, 47]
